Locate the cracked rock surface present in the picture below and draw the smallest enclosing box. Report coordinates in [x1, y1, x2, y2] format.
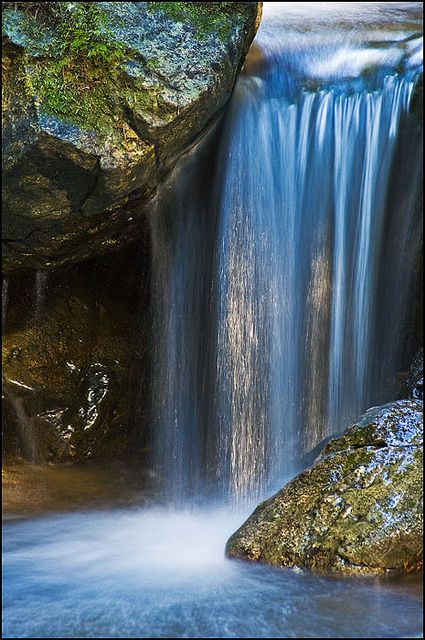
[226, 399, 423, 575]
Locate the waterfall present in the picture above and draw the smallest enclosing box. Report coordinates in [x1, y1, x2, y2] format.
[34, 269, 48, 326]
[150, 3, 422, 503]
[150, 130, 218, 502]
[2, 276, 8, 333]
[213, 72, 418, 502]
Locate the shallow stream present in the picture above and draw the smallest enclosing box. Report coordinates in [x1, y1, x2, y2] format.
[3, 506, 423, 638]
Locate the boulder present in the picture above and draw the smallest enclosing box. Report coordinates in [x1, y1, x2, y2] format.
[226, 399, 423, 575]
[2, 2, 261, 271]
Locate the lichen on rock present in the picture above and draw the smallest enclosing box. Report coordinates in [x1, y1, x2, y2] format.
[226, 399, 423, 575]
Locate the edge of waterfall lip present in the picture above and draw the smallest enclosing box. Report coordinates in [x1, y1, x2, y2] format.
[242, 40, 423, 97]
[253, 1, 423, 91]
[240, 69, 423, 104]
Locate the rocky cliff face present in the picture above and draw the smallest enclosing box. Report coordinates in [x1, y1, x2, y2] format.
[2, 241, 151, 463]
[2, 2, 260, 271]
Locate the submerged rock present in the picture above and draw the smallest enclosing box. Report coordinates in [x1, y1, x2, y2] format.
[226, 400, 423, 575]
[2, 2, 260, 271]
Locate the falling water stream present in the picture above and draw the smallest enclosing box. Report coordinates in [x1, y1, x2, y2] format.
[2, 276, 8, 334]
[34, 269, 48, 326]
[3, 3, 423, 638]
[152, 1, 423, 503]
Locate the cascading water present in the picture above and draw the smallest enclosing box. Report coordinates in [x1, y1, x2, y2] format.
[150, 132, 218, 501]
[34, 269, 48, 326]
[214, 61, 420, 502]
[151, 2, 423, 504]
[2, 276, 8, 333]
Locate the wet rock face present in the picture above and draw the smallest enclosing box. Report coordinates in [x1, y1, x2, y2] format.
[226, 400, 423, 575]
[406, 349, 423, 401]
[2, 2, 260, 271]
[2, 242, 151, 463]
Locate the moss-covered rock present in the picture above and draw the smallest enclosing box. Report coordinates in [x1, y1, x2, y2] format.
[2, 1, 260, 271]
[226, 399, 423, 575]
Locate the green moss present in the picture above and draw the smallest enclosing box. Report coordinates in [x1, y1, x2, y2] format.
[3, 1, 249, 131]
[147, 2, 236, 41]
[3, 3, 125, 62]
[30, 59, 116, 133]
[146, 57, 160, 71]
[3, 3, 128, 132]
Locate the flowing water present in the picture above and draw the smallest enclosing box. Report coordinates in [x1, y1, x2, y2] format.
[2, 507, 424, 639]
[151, 1, 423, 502]
[3, 3, 423, 638]
[34, 269, 48, 326]
[2, 276, 8, 333]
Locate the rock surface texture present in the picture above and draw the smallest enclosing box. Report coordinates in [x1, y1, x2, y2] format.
[226, 398, 423, 575]
[2, 244, 150, 462]
[2, 2, 260, 271]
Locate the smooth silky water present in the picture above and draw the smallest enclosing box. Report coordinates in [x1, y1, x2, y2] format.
[34, 269, 49, 326]
[3, 3, 423, 638]
[3, 506, 423, 638]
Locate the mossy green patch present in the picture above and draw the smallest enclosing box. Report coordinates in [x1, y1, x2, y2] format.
[3, 3, 126, 62]
[29, 59, 119, 133]
[147, 2, 237, 41]
[3, 3, 128, 132]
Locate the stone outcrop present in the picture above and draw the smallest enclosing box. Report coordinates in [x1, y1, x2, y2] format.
[226, 399, 423, 575]
[2, 2, 260, 271]
[2, 242, 150, 462]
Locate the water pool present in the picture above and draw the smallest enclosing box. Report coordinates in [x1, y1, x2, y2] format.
[3, 507, 423, 638]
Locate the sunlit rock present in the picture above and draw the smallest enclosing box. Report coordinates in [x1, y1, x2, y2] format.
[226, 399, 423, 575]
[2, 2, 260, 271]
